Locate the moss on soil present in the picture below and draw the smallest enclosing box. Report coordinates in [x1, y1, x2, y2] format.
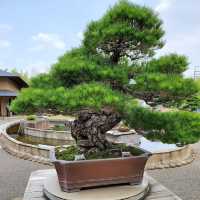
[55, 144, 145, 161]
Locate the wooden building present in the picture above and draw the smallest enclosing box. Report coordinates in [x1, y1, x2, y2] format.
[0, 69, 28, 117]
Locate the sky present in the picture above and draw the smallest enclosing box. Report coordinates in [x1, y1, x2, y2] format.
[0, 0, 199, 77]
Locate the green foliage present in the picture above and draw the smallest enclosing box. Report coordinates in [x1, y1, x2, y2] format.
[146, 54, 189, 74]
[134, 73, 198, 100]
[11, 0, 200, 145]
[178, 94, 200, 111]
[83, 0, 164, 63]
[130, 54, 197, 103]
[50, 48, 129, 88]
[56, 146, 79, 161]
[52, 125, 66, 132]
[55, 144, 144, 161]
[124, 106, 200, 144]
[26, 115, 36, 121]
[10, 68, 30, 84]
[11, 83, 126, 114]
[31, 73, 55, 88]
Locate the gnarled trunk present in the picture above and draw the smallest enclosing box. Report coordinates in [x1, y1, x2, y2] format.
[71, 107, 121, 153]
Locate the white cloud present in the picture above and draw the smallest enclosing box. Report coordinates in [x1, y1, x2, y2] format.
[0, 24, 12, 48]
[26, 61, 51, 75]
[0, 24, 13, 33]
[0, 40, 11, 48]
[77, 31, 84, 41]
[155, 0, 174, 13]
[32, 33, 66, 50]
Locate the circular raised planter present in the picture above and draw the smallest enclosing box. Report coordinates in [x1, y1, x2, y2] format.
[0, 120, 54, 165]
[146, 145, 194, 170]
[43, 171, 149, 200]
[23, 118, 74, 143]
[24, 127, 74, 142]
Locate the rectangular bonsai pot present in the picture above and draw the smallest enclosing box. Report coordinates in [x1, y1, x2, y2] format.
[53, 148, 151, 192]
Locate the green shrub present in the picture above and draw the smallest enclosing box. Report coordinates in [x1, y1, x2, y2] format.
[56, 146, 79, 161]
[26, 115, 36, 121]
[52, 125, 66, 132]
[124, 106, 200, 144]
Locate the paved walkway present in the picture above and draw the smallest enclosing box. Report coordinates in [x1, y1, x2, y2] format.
[0, 118, 52, 200]
[0, 146, 51, 200]
[149, 142, 200, 200]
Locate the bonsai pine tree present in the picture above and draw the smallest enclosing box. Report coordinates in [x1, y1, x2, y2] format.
[11, 0, 200, 154]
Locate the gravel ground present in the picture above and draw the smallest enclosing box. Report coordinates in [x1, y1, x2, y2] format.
[148, 143, 200, 200]
[0, 148, 51, 200]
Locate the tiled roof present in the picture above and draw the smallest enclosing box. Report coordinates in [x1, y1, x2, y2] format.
[0, 70, 17, 77]
[0, 69, 28, 88]
[0, 90, 17, 97]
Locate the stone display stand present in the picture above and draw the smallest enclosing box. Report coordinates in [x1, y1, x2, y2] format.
[23, 170, 182, 200]
[44, 171, 149, 200]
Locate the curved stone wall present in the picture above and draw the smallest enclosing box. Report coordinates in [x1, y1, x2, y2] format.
[0, 120, 53, 165]
[146, 145, 194, 170]
[107, 130, 194, 170]
[24, 127, 74, 143]
[0, 120, 195, 169]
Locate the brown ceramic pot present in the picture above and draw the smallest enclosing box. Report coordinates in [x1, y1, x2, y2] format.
[53, 148, 151, 192]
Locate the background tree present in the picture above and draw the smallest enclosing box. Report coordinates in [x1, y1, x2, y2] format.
[10, 68, 30, 84]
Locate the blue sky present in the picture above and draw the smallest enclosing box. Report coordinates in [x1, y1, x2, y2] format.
[0, 0, 199, 76]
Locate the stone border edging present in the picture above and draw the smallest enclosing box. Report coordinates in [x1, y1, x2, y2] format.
[146, 145, 195, 170]
[0, 120, 195, 169]
[107, 131, 194, 170]
[0, 120, 53, 165]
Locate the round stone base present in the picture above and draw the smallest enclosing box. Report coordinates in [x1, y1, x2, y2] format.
[43, 173, 149, 200]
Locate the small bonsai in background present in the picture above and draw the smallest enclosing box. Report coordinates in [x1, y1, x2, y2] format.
[26, 115, 36, 121]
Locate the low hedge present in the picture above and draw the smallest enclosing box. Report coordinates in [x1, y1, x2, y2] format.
[124, 106, 200, 144]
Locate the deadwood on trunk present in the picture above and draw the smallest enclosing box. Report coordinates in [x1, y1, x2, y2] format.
[71, 107, 121, 153]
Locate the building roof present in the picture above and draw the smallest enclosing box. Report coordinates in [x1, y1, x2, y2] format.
[0, 90, 17, 97]
[0, 69, 28, 88]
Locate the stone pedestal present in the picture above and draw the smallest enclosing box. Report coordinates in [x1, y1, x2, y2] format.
[43, 171, 149, 200]
[22, 170, 182, 200]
